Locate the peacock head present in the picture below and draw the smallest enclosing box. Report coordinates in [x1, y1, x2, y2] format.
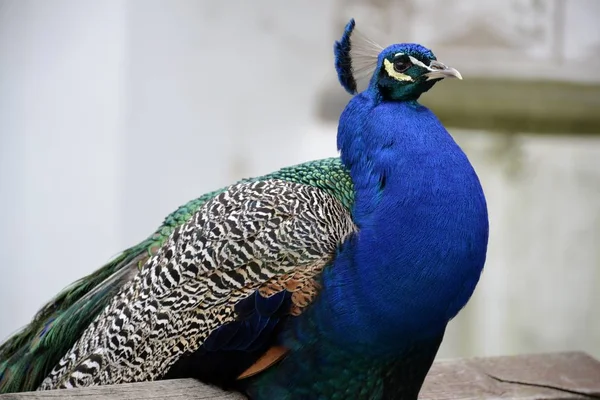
[334, 19, 462, 102]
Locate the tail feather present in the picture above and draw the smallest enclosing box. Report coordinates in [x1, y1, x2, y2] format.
[0, 246, 148, 393]
[0, 189, 221, 393]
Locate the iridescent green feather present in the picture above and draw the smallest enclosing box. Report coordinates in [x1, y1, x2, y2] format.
[0, 157, 353, 393]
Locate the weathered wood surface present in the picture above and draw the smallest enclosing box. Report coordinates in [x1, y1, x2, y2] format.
[420, 352, 600, 400]
[2, 352, 599, 399]
[0, 380, 246, 400]
[317, 79, 600, 135]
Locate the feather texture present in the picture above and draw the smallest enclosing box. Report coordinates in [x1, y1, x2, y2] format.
[334, 19, 382, 94]
[39, 179, 356, 388]
[0, 158, 354, 393]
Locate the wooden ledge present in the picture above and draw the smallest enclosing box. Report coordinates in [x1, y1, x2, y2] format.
[1, 352, 599, 399]
[316, 79, 600, 135]
[421, 351, 600, 400]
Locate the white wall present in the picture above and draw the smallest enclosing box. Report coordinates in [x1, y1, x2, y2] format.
[0, 0, 126, 338]
[119, 0, 338, 242]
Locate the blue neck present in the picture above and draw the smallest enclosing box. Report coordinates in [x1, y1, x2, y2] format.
[317, 91, 488, 352]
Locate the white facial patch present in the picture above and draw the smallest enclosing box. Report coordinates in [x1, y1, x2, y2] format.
[396, 53, 434, 71]
[408, 55, 429, 70]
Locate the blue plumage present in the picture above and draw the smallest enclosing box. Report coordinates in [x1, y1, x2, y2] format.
[0, 18, 488, 400]
[334, 18, 357, 94]
[328, 99, 488, 346]
[246, 21, 488, 399]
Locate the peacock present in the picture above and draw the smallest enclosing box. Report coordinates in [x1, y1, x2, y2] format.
[0, 19, 488, 399]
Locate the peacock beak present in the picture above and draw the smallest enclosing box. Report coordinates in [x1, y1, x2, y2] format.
[424, 61, 463, 81]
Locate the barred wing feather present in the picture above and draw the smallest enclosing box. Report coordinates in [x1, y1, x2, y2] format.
[40, 179, 356, 389]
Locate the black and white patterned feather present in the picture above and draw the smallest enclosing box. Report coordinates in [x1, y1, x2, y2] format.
[39, 179, 356, 389]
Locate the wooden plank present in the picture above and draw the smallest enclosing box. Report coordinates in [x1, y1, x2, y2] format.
[1, 352, 599, 399]
[316, 79, 600, 135]
[0, 379, 246, 400]
[421, 352, 600, 400]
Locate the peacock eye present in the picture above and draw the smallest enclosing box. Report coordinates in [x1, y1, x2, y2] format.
[393, 60, 411, 73]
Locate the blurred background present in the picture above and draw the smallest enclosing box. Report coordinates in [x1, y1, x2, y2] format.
[1, 0, 599, 361]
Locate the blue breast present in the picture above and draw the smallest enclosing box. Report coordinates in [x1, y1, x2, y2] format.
[318, 93, 489, 351]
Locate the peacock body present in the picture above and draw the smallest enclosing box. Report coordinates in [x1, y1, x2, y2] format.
[0, 19, 488, 399]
